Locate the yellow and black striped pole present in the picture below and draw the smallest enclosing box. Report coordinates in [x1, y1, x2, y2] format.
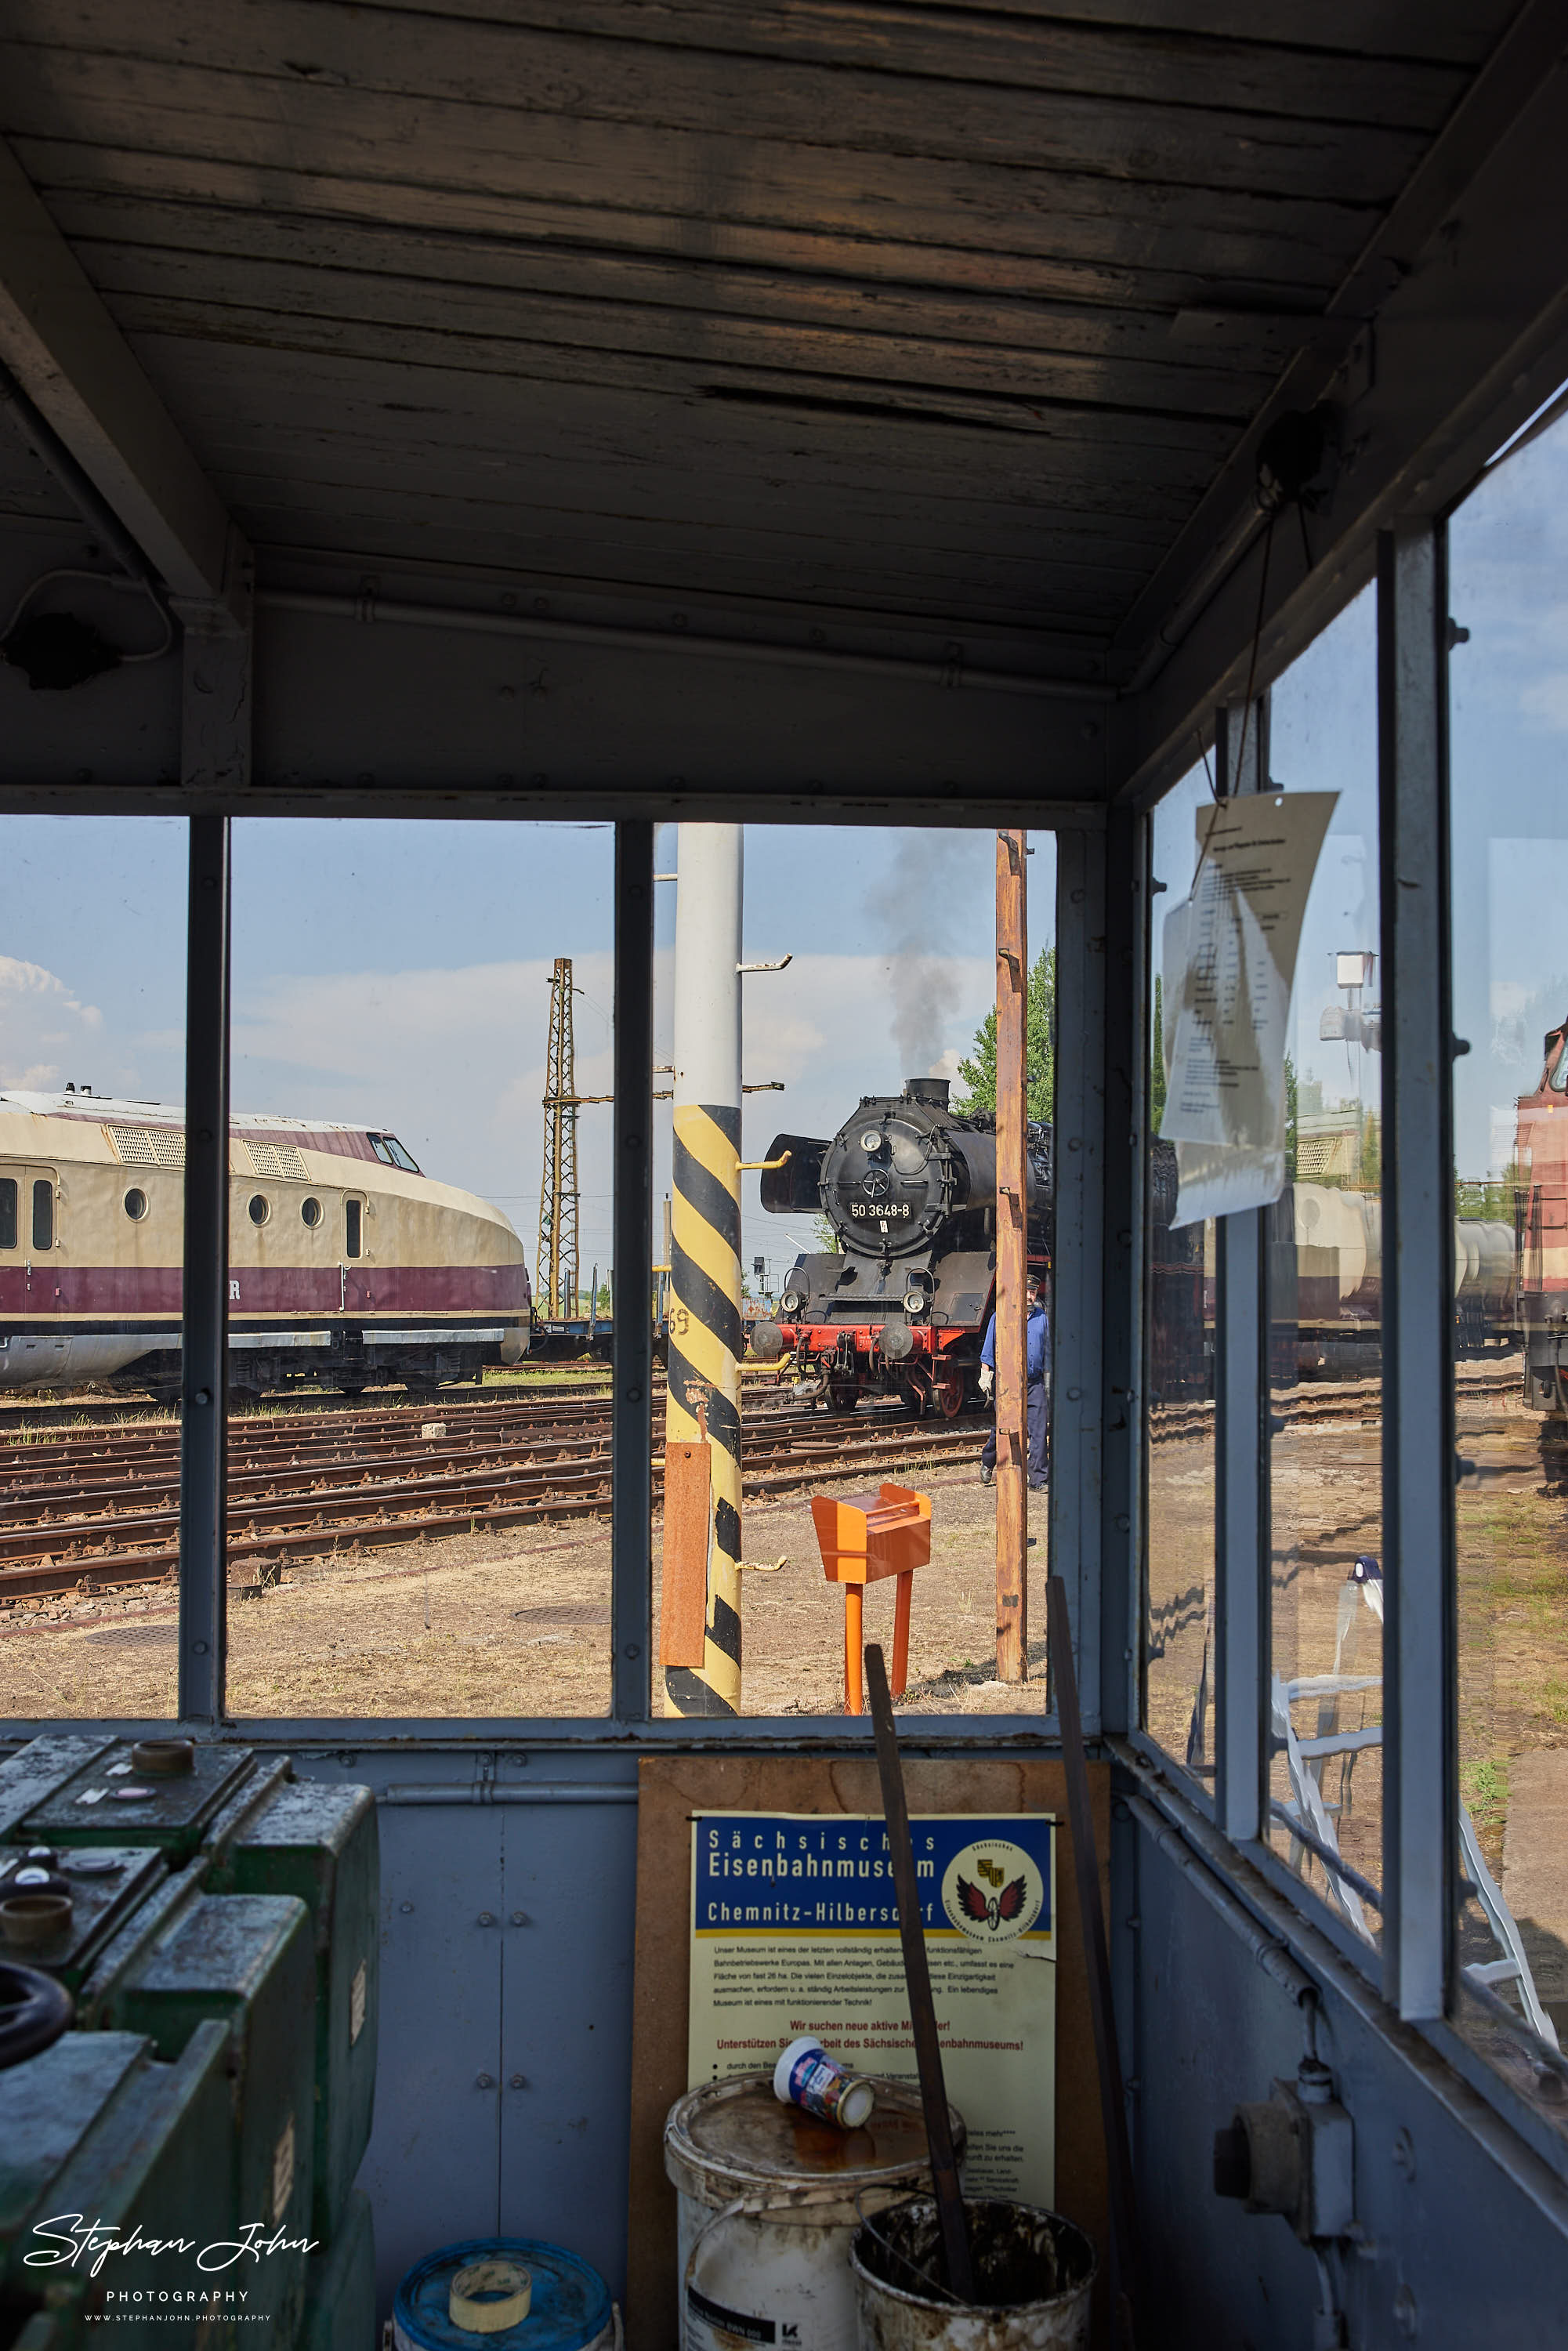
[664, 823, 744, 1715]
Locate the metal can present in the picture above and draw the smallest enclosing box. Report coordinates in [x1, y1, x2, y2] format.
[773, 2035, 877, 2131]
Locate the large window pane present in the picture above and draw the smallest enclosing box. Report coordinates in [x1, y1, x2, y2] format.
[1144, 765, 1217, 1778]
[1265, 587, 1385, 1936]
[224, 820, 613, 1719]
[0, 818, 186, 1719]
[1449, 405, 1568, 2104]
[651, 821, 1056, 1719]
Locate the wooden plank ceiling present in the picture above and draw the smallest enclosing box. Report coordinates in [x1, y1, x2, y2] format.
[0, 0, 1525, 682]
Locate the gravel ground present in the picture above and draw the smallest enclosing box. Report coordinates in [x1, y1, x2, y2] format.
[0, 1446, 1054, 1719]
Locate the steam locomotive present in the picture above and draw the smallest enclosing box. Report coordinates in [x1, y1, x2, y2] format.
[0, 1090, 531, 1400]
[749, 1077, 1052, 1416]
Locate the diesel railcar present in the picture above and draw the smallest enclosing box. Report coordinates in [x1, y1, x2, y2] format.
[0, 1090, 531, 1400]
[749, 1076, 1052, 1416]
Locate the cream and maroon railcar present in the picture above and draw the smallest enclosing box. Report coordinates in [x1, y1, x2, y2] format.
[0, 1092, 531, 1398]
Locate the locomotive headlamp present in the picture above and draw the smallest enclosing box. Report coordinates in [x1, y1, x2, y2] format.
[904, 1287, 928, 1318]
[859, 1130, 882, 1153]
[781, 1288, 803, 1314]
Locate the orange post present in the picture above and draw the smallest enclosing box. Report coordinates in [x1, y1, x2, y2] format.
[809, 1482, 932, 1715]
[995, 826, 1029, 1682]
[660, 1438, 712, 1668]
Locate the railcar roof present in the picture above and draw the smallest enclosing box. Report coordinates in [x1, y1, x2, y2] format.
[0, 1091, 386, 1136]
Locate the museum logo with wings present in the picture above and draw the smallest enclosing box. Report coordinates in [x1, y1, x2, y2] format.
[940, 1837, 1047, 1943]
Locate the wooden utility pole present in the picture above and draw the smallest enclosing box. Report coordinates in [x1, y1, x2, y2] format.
[996, 828, 1028, 1680]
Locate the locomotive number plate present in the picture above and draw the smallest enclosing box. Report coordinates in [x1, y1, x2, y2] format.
[848, 1201, 911, 1219]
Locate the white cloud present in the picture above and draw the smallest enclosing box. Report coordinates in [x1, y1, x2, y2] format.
[0, 957, 114, 1091]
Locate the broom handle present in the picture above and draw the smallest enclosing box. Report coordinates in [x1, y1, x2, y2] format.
[865, 1642, 974, 2302]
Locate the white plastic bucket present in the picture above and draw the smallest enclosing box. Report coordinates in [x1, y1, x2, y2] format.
[664, 2074, 967, 2351]
[849, 2197, 1096, 2351]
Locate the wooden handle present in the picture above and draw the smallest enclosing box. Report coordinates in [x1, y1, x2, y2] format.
[864, 1642, 974, 2302]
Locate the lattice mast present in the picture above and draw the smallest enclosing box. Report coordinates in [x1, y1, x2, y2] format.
[538, 957, 579, 1319]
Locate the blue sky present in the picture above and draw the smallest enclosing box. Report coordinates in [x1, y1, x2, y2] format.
[0, 816, 1054, 1288]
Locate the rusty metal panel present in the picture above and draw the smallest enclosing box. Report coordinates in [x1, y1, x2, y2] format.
[659, 1437, 710, 1668]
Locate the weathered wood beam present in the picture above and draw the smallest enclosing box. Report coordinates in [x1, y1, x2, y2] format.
[0, 131, 239, 610]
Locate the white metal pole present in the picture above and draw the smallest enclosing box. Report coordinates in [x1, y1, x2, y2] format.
[665, 823, 744, 1714]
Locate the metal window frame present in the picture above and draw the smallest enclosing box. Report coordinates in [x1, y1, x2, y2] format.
[9, 802, 1099, 1751]
[1377, 523, 1458, 2022]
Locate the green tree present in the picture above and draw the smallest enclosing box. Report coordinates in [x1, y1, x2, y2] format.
[954, 946, 1056, 1120]
[811, 1212, 842, 1255]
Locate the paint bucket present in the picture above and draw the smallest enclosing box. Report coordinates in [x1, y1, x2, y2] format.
[393, 2237, 616, 2351]
[849, 2198, 1095, 2351]
[664, 2074, 967, 2351]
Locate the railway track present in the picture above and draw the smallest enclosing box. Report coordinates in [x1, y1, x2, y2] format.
[0, 1392, 988, 1605]
[1150, 1360, 1522, 1445]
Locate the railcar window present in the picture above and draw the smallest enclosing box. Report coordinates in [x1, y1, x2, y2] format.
[1549, 1038, 1568, 1091]
[226, 819, 612, 1720]
[248, 1193, 270, 1226]
[1264, 585, 1385, 1936]
[1447, 400, 1568, 2113]
[0, 816, 186, 1722]
[123, 1189, 147, 1223]
[1144, 763, 1217, 1778]
[651, 820, 1057, 1721]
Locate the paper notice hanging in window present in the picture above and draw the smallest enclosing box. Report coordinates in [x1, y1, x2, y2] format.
[1160, 791, 1338, 1226]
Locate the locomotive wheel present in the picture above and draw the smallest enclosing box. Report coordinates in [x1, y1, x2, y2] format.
[936, 1378, 965, 1420]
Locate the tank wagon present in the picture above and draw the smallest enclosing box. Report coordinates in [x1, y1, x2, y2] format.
[0, 1090, 530, 1400]
[748, 1077, 1052, 1417]
[1147, 1142, 1514, 1403]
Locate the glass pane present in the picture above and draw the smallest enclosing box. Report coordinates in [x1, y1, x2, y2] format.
[1265, 585, 1385, 1940]
[1449, 402, 1568, 2105]
[0, 817, 186, 1720]
[1144, 763, 1216, 1777]
[223, 819, 612, 1719]
[652, 821, 1056, 1719]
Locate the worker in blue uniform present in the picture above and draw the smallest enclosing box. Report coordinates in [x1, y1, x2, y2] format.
[977, 1272, 1050, 1489]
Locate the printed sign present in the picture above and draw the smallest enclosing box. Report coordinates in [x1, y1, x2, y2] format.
[689, 1811, 1056, 2204]
[1161, 790, 1337, 1224]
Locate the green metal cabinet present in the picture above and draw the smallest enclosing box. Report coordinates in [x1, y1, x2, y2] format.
[92, 1893, 319, 2349]
[205, 1783, 379, 2241]
[11, 1744, 262, 1867]
[0, 2023, 234, 2349]
[298, 2190, 375, 2351]
[0, 1848, 168, 1992]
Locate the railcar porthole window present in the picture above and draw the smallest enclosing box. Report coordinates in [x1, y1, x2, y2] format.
[31, 1179, 53, 1252]
[0, 1178, 15, 1250]
[123, 1188, 148, 1222]
[248, 1193, 270, 1226]
[301, 1195, 323, 1228]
